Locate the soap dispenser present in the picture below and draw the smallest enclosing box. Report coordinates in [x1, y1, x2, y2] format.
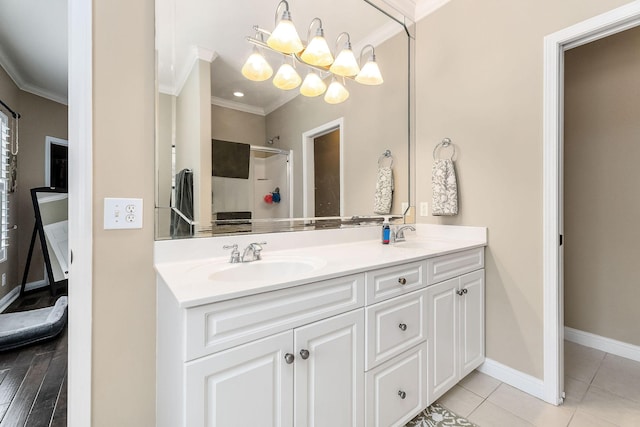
[382, 217, 391, 244]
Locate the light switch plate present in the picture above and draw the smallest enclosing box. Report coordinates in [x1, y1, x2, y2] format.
[104, 198, 143, 229]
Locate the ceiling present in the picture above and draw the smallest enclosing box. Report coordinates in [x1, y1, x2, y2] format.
[0, 0, 445, 110]
[0, 0, 68, 105]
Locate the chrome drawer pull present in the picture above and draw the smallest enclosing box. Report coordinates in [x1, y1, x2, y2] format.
[398, 277, 407, 285]
[398, 323, 407, 331]
[284, 353, 295, 364]
[456, 289, 464, 296]
[398, 390, 406, 399]
[299, 349, 310, 360]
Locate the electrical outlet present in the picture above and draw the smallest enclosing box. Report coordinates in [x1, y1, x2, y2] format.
[1, 273, 5, 287]
[104, 198, 143, 229]
[420, 202, 429, 216]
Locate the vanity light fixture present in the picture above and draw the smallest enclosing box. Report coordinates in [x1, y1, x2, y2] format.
[243, 1, 382, 105]
[300, 70, 327, 97]
[299, 18, 333, 67]
[355, 44, 383, 85]
[267, 0, 303, 54]
[329, 32, 360, 77]
[324, 77, 349, 104]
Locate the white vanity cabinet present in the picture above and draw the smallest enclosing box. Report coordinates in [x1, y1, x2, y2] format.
[184, 310, 364, 427]
[425, 249, 485, 402]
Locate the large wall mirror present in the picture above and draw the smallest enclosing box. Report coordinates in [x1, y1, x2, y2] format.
[155, 0, 415, 239]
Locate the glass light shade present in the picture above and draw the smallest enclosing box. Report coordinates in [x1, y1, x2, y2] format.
[241, 49, 273, 81]
[355, 60, 383, 85]
[300, 72, 326, 97]
[324, 79, 349, 104]
[272, 63, 301, 90]
[267, 19, 303, 54]
[300, 36, 334, 66]
[329, 48, 360, 76]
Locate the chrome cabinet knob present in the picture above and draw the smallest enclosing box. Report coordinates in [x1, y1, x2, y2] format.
[463, 288, 468, 294]
[299, 349, 310, 360]
[398, 323, 407, 331]
[398, 277, 407, 285]
[457, 289, 464, 296]
[284, 353, 295, 364]
[398, 390, 407, 399]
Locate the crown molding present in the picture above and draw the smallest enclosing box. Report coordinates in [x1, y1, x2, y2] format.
[174, 46, 218, 96]
[381, 0, 417, 20]
[211, 96, 266, 116]
[415, 0, 452, 22]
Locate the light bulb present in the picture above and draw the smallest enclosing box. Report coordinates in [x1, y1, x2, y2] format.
[329, 48, 360, 77]
[241, 48, 273, 81]
[300, 71, 326, 97]
[272, 63, 301, 90]
[324, 79, 349, 104]
[355, 60, 383, 85]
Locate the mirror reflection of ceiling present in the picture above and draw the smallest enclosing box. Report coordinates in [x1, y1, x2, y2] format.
[157, 0, 414, 116]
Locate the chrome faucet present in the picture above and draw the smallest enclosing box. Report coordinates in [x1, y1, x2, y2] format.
[222, 244, 241, 263]
[394, 226, 416, 243]
[242, 242, 267, 262]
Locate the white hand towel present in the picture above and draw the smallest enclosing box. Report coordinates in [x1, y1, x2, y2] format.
[373, 166, 394, 214]
[431, 159, 458, 216]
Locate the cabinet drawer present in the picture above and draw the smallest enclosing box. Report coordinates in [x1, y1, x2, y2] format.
[427, 248, 484, 285]
[365, 342, 428, 427]
[366, 261, 426, 304]
[365, 289, 427, 370]
[185, 274, 364, 361]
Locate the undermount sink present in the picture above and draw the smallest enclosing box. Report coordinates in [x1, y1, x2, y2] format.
[200, 256, 327, 283]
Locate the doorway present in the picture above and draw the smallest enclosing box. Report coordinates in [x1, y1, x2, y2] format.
[45, 136, 68, 189]
[302, 118, 344, 218]
[542, 1, 640, 405]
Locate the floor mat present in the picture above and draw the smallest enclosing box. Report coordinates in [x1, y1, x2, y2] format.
[405, 403, 479, 427]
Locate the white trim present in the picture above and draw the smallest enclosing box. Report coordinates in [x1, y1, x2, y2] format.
[301, 118, 345, 218]
[478, 358, 545, 401]
[543, 0, 640, 407]
[68, 0, 93, 424]
[415, 0, 452, 22]
[0, 51, 68, 105]
[45, 136, 69, 187]
[174, 47, 217, 97]
[211, 97, 265, 116]
[565, 327, 640, 364]
[0, 285, 20, 313]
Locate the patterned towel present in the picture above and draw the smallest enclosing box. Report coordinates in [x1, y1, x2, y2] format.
[432, 159, 458, 216]
[373, 166, 394, 214]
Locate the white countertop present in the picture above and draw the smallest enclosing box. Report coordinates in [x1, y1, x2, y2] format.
[155, 224, 487, 308]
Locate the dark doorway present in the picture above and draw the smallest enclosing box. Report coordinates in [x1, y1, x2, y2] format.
[313, 129, 340, 217]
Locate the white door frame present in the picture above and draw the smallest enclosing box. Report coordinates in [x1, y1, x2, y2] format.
[68, 0, 93, 424]
[301, 118, 345, 218]
[542, 0, 640, 405]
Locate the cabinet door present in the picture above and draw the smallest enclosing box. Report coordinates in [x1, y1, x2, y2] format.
[294, 309, 365, 427]
[426, 277, 459, 403]
[459, 269, 485, 378]
[185, 331, 293, 427]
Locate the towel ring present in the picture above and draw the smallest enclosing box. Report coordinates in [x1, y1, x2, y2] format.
[378, 149, 394, 167]
[433, 138, 456, 160]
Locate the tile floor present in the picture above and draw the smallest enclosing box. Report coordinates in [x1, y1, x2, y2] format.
[436, 341, 640, 427]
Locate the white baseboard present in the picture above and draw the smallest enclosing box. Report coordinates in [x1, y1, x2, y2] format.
[0, 285, 20, 313]
[565, 327, 640, 363]
[478, 358, 545, 400]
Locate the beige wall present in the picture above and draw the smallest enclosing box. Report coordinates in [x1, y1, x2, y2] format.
[0, 65, 68, 301]
[266, 30, 409, 217]
[416, 0, 633, 378]
[563, 26, 640, 346]
[93, 0, 156, 424]
[211, 104, 266, 144]
[176, 59, 212, 226]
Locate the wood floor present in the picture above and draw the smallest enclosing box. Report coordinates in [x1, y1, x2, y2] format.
[0, 290, 67, 427]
